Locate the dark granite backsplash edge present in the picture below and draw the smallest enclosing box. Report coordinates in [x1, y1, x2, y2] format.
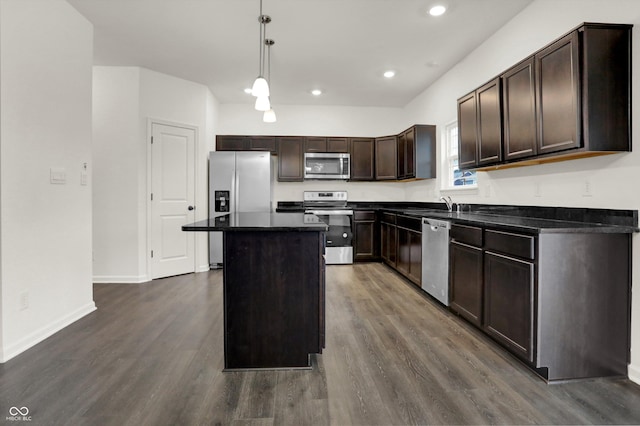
[276, 201, 638, 228]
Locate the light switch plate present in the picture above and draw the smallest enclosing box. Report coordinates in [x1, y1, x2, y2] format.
[50, 167, 66, 184]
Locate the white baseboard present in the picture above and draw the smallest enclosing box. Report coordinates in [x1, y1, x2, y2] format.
[93, 274, 149, 284]
[629, 363, 640, 385]
[196, 264, 211, 273]
[0, 302, 97, 363]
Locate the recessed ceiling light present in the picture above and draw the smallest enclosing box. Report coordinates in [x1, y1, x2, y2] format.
[383, 70, 396, 78]
[244, 88, 253, 94]
[311, 89, 322, 96]
[429, 5, 446, 16]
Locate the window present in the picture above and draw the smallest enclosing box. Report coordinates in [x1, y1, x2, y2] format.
[442, 121, 476, 189]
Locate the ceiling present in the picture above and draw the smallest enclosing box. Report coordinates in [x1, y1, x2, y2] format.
[67, 0, 533, 108]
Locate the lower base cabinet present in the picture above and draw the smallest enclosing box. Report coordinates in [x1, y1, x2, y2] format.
[484, 251, 535, 363]
[396, 215, 422, 286]
[450, 240, 483, 327]
[379, 212, 421, 286]
[353, 210, 379, 261]
[380, 213, 397, 266]
[449, 225, 630, 382]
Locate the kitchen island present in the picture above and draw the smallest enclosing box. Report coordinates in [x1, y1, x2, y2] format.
[183, 212, 327, 370]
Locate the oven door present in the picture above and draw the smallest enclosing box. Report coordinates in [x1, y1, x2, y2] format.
[305, 210, 353, 264]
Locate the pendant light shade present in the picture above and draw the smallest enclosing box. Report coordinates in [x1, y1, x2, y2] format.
[251, 76, 270, 97]
[251, 1, 277, 120]
[255, 95, 271, 111]
[263, 108, 277, 123]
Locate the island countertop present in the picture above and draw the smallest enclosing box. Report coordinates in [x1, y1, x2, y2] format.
[182, 212, 328, 232]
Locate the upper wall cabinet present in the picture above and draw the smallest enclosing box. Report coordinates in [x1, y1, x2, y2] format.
[304, 137, 350, 153]
[457, 79, 503, 168]
[502, 58, 537, 161]
[411, 125, 437, 179]
[216, 135, 276, 154]
[350, 138, 376, 181]
[458, 23, 632, 171]
[375, 136, 398, 180]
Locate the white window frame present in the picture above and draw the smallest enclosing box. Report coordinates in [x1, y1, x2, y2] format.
[440, 120, 477, 191]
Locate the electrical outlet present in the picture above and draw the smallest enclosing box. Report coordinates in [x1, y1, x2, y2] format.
[582, 180, 593, 197]
[20, 291, 29, 311]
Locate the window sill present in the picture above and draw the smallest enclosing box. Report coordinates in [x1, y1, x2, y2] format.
[440, 186, 479, 195]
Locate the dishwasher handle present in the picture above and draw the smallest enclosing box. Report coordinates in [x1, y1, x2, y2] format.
[422, 218, 451, 231]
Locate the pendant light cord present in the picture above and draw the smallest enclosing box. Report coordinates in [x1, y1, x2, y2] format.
[257, 0, 263, 77]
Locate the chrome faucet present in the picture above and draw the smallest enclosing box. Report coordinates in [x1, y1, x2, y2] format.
[440, 196, 453, 212]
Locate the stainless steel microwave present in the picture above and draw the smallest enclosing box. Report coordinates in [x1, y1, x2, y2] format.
[304, 153, 350, 180]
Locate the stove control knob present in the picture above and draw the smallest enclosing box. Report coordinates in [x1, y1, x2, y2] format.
[343, 232, 348, 238]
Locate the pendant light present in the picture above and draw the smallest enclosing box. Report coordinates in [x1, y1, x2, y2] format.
[251, 1, 271, 99]
[263, 38, 276, 122]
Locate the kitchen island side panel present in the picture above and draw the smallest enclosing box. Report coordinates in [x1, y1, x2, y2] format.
[223, 230, 324, 370]
[537, 233, 630, 381]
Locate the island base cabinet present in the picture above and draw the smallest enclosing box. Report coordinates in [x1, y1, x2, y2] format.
[483, 252, 535, 363]
[223, 230, 325, 370]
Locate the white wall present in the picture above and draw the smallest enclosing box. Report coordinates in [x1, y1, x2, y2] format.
[92, 67, 215, 282]
[402, 0, 640, 383]
[92, 67, 142, 282]
[0, 0, 96, 362]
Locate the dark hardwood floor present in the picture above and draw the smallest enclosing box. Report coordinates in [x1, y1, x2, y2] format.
[2, 263, 640, 425]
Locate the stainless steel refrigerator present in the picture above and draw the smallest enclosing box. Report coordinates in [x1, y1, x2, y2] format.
[209, 151, 272, 268]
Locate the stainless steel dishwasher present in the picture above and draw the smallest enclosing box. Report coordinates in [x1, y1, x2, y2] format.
[421, 218, 451, 306]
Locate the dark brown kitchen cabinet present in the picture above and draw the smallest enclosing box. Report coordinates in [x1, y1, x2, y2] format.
[457, 78, 503, 168]
[380, 213, 397, 267]
[477, 79, 503, 165]
[448, 222, 630, 382]
[305, 137, 327, 153]
[483, 229, 536, 363]
[216, 135, 248, 151]
[375, 136, 397, 180]
[535, 31, 580, 155]
[399, 126, 429, 179]
[397, 130, 410, 179]
[327, 137, 350, 153]
[353, 210, 379, 262]
[216, 135, 276, 153]
[460, 23, 631, 171]
[457, 92, 478, 169]
[277, 137, 304, 181]
[484, 251, 535, 363]
[223, 229, 325, 369]
[502, 57, 537, 161]
[449, 225, 484, 327]
[249, 136, 276, 153]
[396, 215, 421, 286]
[350, 138, 375, 181]
[305, 137, 350, 153]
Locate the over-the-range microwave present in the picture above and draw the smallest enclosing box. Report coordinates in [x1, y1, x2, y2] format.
[304, 152, 350, 180]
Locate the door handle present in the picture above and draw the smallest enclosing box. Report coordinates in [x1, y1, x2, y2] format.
[188, 206, 195, 211]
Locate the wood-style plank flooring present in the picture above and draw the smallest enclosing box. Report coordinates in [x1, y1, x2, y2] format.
[2, 263, 640, 425]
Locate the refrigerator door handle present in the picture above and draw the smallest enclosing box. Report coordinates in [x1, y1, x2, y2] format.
[234, 171, 239, 213]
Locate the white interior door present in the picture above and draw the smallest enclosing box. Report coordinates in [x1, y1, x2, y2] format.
[151, 122, 196, 279]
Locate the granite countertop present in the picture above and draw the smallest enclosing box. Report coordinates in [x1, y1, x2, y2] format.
[182, 212, 328, 232]
[275, 201, 639, 234]
[382, 208, 638, 234]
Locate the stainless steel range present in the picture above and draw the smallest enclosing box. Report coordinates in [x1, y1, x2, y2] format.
[304, 191, 353, 264]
